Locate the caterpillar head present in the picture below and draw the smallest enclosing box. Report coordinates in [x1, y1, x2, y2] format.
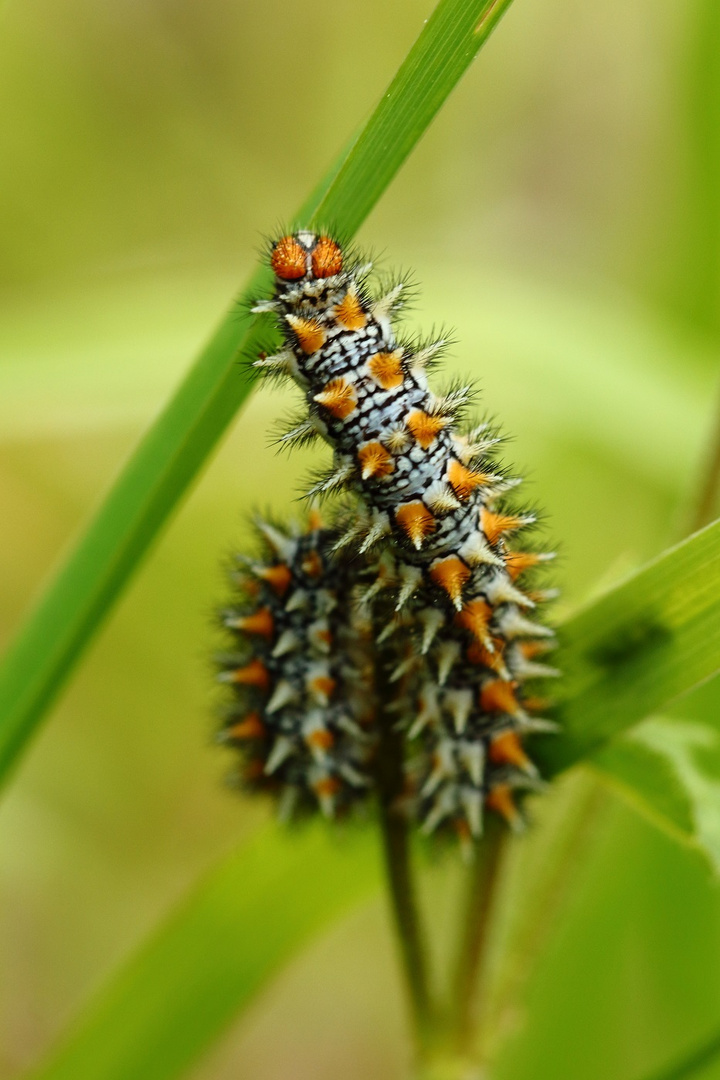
[271, 233, 344, 281]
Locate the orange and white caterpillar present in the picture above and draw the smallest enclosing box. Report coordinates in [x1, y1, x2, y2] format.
[220, 230, 558, 838]
[217, 517, 376, 820]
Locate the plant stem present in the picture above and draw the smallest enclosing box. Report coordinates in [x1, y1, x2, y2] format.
[447, 818, 507, 1057]
[374, 663, 435, 1054]
[378, 794, 435, 1050]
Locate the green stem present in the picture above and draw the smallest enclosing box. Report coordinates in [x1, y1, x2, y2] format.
[447, 819, 507, 1058]
[378, 794, 435, 1049]
[375, 675, 436, 1055]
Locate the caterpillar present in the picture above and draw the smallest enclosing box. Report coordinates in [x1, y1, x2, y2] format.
[216, 516, 376, 820]
[217, 230, 558, 840]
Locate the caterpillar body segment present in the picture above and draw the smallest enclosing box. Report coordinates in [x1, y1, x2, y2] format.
[217, 520, 376, 819]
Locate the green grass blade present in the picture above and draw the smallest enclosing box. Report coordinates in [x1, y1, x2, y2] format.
[0, 0, 515, 786]
[534, 519, 720, 777]
[24, 824, 380, 1080]
[312, 0, 516, 234]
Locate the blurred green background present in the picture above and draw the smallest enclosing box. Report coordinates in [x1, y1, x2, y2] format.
[2, 0, 720, 1077]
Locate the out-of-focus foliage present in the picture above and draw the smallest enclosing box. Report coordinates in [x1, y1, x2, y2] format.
[537, 519, 720, 775]
[24, 825, 381, 1080]
[3, 1, 720, 1079]
[593, 717, 720, 870]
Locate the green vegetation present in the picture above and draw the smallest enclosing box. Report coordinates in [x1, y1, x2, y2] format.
[2, 0, 720, 1078]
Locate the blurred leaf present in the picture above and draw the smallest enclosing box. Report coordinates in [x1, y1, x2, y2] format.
[591, 727, 696, 840]
[534, 518, 720, 776]
[434, 268, 713, 491]
[674, 0, 720, 338]
[1, 264, 711, 494]
[311, 0, 515, 233]
[592, 717, 720, 873]
[637, 1022, 720, 1080]
[0, 0, 515, 788]
[25, 823, 380, 1080]
[0, 272, 240, 438]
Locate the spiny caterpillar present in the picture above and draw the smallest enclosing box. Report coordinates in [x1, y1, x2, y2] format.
[216, 230, 558, 841]
[217, 517, 376, 819]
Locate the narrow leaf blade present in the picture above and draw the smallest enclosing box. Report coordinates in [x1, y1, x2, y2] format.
[313, 0, 516, 233]
[534, 519, 720, 776]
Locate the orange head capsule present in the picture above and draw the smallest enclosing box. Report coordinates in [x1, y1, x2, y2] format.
[270, 233, 343, 281]
[311, 235, 343, 278]
[270, 235, 308, 280]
